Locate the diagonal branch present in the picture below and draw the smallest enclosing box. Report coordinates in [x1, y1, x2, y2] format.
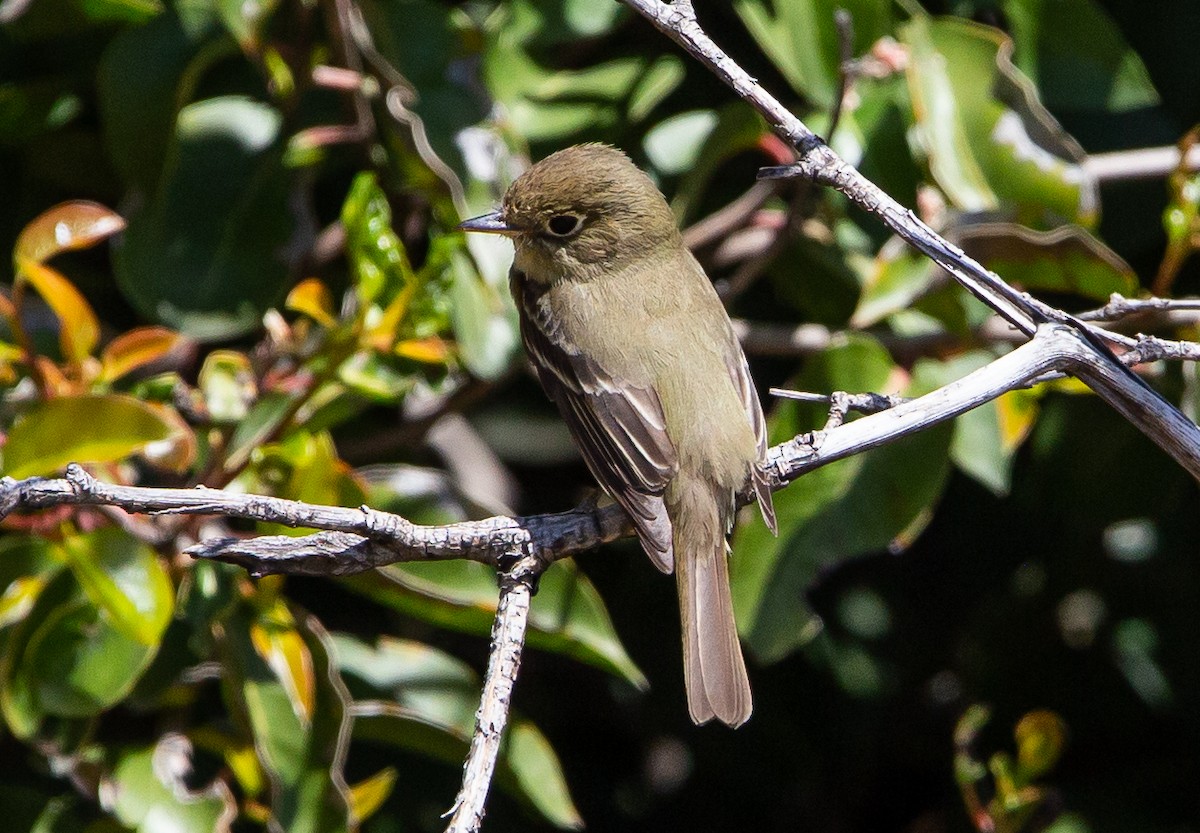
[620, 0, 1200, 482]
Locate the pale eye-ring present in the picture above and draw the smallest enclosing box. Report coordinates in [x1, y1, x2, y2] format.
[546, 214, 583, 237]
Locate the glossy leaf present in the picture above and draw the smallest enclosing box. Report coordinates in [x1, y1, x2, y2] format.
[341, 171, 415, 306]
[12, 257, 100, 365]
[855, 221, 1136, 328]
[3, 394, 194, 478]
[13, 200, 125, 265]
[0, 536, 63, 630]
[249, 598, 315, 726]
[951, 223, 1138, 300]
[198, 349, 256, 423]
[62, 528, 174, 647]
[250, 430, 367, 534]
[2, 568, 160, 725]
[115, 95, 293, 340]
[341, 557, 646, 688]
[286, 278, 337, 328]
[108, 737, 237, 833]
[449, 247, 518, 380]
[902, 16, 1097, 226]
[732, 336, 953, 662]
[99, 326, 186, 382]
[483, 0, 681, 143]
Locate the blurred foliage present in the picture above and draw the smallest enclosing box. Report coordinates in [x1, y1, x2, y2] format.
[1, 0, 1199, 831]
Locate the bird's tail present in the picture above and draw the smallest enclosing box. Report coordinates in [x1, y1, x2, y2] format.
[671, 473, 752, 728]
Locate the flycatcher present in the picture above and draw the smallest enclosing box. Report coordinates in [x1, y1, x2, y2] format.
[460, 144, 776, 727]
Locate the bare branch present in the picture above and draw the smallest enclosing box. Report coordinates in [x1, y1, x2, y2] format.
[1078, 293, 1200, 322]
[443, 554, 539, 833]
[1084, 144, 1200, 183]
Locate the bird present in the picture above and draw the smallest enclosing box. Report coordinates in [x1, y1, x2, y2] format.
[460, 143, 776, 727]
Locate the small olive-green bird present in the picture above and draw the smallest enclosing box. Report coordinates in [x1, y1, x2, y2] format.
[460, 144, 776, 727]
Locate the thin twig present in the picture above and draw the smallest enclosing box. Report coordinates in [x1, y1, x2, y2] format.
[827, 8, 856, 138]
[1077, 293, 1200, 321]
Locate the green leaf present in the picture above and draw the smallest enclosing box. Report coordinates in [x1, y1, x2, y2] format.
[3, 394, 189, 478]
[223, 605, 353, 833]
[2, 568, 160, 725]
[855, 221, 1136, 328]
[732, 335, 953, 662]
[643, 110, 719, 176]
[109, 738, 236, 833]
[341, 171, 415, 307]
[345, 664, 583, 832]
[216, 0, 279, 51]
[483, 0, 682, 143]
[449, 247, 518, 380]
[222, 390, 298, 473]
[341, 558, 646, 688]
[62, 528, 174, 647]
[668, 102, 766, 220]
[911, 351, 1041, 496]
[115, 95, 293, 340]
[901, 16, 1097, 226]
[97, 12, 217, 191]
[1002, 0, 1159, 112]
[248, 430, 367, 535]
[733, 0, 894, 108]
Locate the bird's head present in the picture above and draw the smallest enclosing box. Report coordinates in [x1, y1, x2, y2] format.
[459, 144, 679, 283]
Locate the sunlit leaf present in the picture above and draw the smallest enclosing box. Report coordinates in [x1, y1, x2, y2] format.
[0, 537, 63, 630]
[286, 278, 337, 329]
[249, 430, 366, 534]
[912, 351, 1041, 497]
[108, 736, 237, 833]
[347, 767, 397, 822]
[341, 171, 414, 307]
[3, 394, 194, 478]
[249, 599, 315, 725]
[902, 16, 1097, 226]
[13, 257, 100, 365]
[394, 336, 451, 364]
[449, 248, 518, 380]
[13, 200, 125, 266]
[99, 326, 186, 382]
[224, 607, 353, 832]
[62, 528, 174, 647]
[199, 349, 257, 424]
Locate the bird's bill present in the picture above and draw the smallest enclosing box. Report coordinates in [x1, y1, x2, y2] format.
[457, 210, 518, 236]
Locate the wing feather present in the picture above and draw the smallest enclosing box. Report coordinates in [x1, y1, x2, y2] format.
[514, 270, 678, 571]
[725, 341, 777, 535]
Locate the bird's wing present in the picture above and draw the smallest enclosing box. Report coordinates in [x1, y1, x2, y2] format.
[725, 340, 777, 535]
[513, 270, 678, 572]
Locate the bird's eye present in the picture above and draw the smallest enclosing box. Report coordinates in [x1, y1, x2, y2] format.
[546, 214, 582, 236]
